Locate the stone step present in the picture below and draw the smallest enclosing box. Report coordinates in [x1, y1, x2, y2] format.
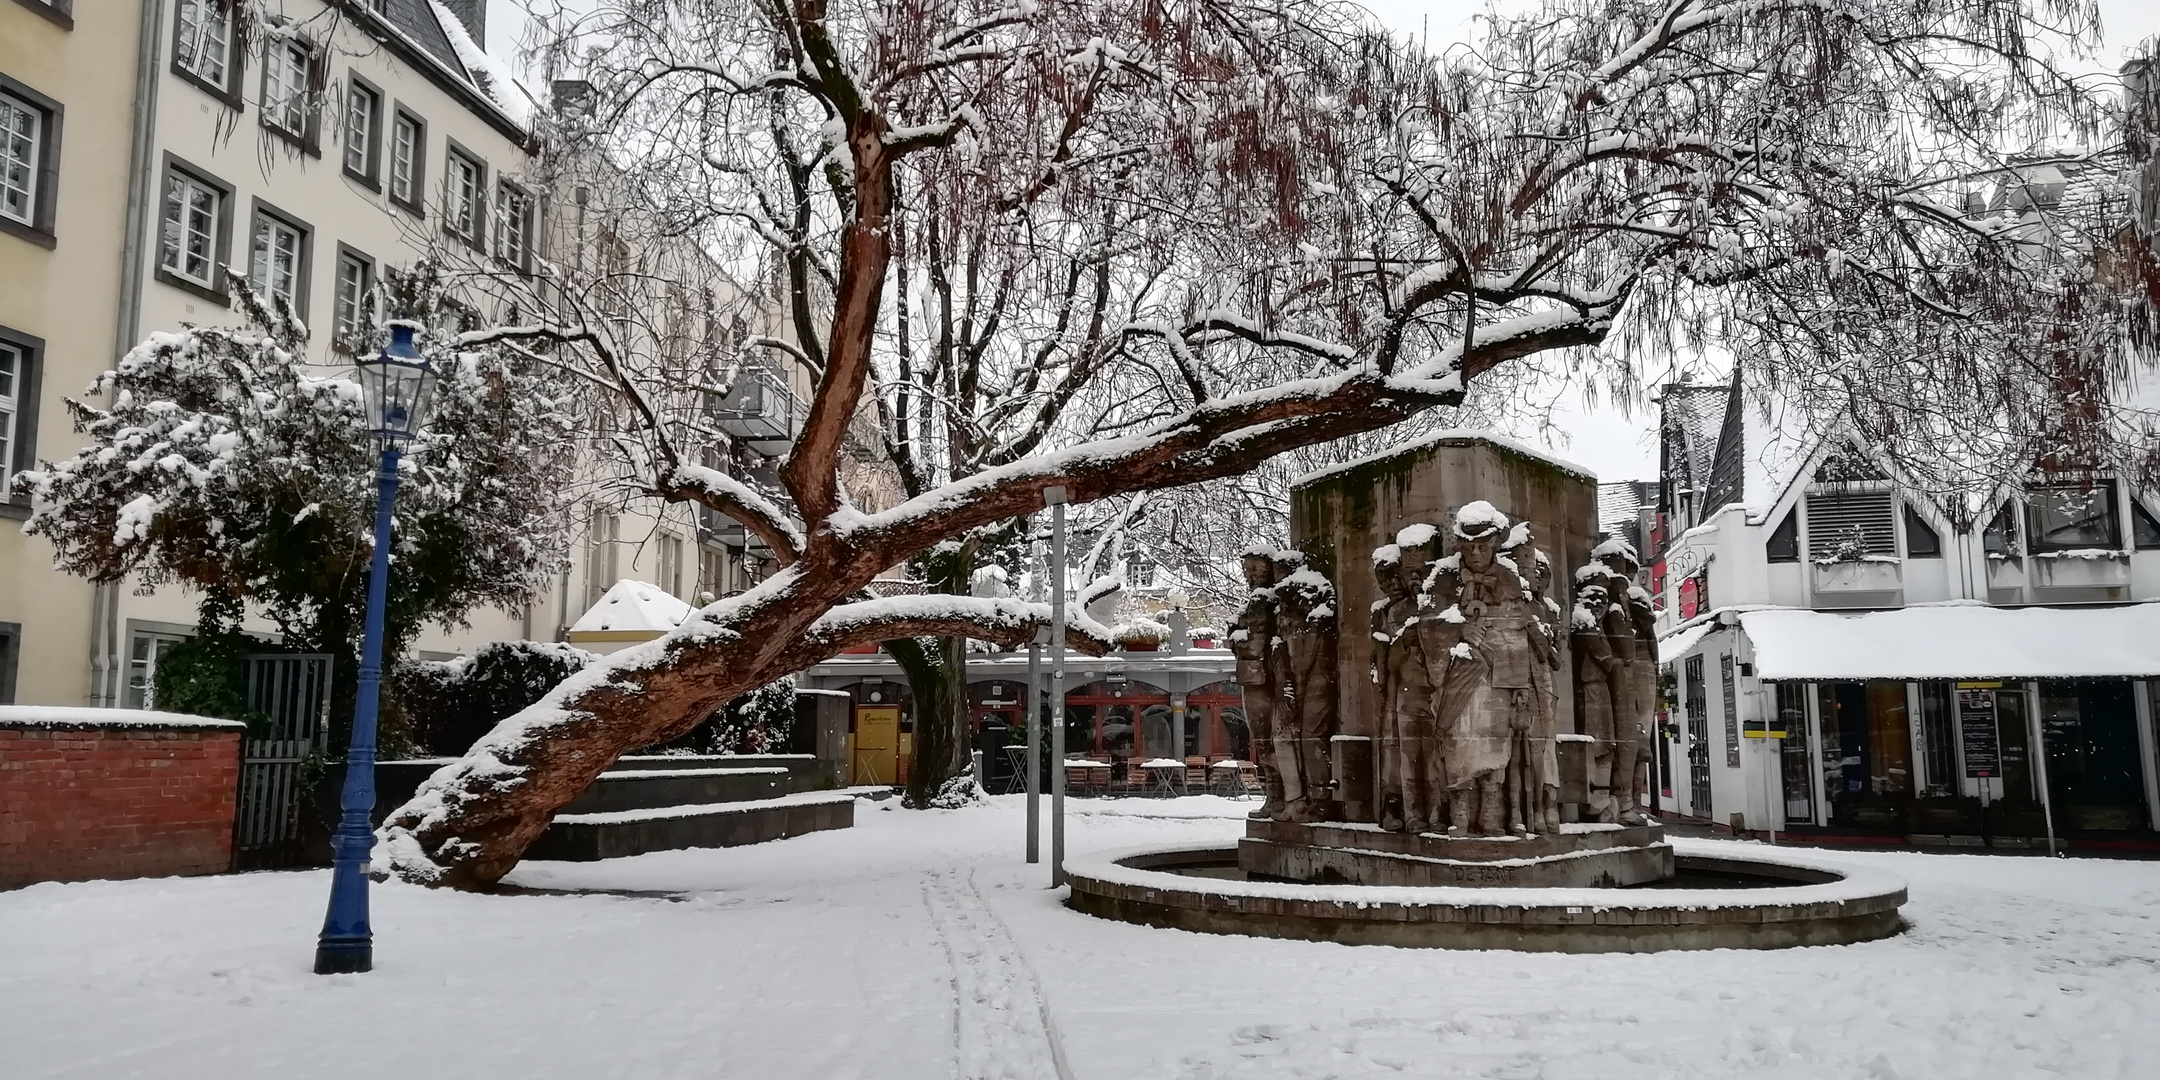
[560, 766, 797, 814]
[525, 792, 857, 862]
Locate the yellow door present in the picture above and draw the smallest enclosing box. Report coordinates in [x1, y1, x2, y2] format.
[855, 706, 900, 786]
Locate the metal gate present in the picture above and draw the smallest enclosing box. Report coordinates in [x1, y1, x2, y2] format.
[1684, 655, 1713, 815]
[234, 653, 333, 868]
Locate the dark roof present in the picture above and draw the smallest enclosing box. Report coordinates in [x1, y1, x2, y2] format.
[377, 0, 469, 81]
[1657, 382, 1730, 517]
[1700, 365, 1748, 514]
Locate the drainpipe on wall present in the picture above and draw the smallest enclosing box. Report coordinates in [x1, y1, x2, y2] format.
[91, 0, 168, 707]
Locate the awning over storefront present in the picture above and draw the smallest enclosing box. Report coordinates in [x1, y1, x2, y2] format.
[1657, 620, 1715, 664]
[1738, 603, 2160, 681]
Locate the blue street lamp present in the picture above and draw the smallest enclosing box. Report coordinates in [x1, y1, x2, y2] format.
[315, 318, 436, 975]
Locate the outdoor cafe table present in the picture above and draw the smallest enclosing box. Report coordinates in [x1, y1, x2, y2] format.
[1209, 759, 1254, 796]
[1141, 758, 1187, 796]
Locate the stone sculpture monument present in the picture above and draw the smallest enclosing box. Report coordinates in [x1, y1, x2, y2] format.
[1234, 434, 1671, 888]
[1227, 550, 1284, 820]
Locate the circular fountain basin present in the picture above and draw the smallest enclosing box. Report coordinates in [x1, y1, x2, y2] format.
[1064, 840, 1907, 952]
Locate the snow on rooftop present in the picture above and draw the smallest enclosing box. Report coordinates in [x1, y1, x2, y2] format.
[569, 579, 696, 635]
[1739, 603, 2160, 680]
[1292, 429, 1595, 489]
[427, 0, 538, 126]
[0, 706, 245, 730]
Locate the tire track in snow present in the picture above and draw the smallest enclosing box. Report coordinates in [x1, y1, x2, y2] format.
[920, 868, 1074, 1080]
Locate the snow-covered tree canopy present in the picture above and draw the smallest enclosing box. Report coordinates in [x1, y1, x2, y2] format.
[12, 274, 577, 654]
[380, 0, 2151, 888]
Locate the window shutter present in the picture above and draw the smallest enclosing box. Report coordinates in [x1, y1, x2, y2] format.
[1806, 492, 1895, 559]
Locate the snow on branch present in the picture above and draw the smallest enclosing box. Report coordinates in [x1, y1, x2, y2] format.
[655, 463, 807, 566]
[802, 594, 1113, 656]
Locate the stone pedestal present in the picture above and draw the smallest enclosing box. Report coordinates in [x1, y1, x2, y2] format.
[1239, 819, 1672, 888]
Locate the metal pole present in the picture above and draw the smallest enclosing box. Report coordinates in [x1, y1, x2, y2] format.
[316, 445, 401, 974]
[1047, 486, 1068, 887]
[1026, 635, 1042, 864]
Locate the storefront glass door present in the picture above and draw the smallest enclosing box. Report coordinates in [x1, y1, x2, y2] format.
[1815, 680, 1915, 828]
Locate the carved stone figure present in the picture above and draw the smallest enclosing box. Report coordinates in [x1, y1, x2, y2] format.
[1228, 550, 1284, 819]
[1571, 573, 1619, 818]
[1597, 541, 1658, 825]
[1276, 566, 1339, 822]
[1373, 532, 1440, 833]
[1424, 502, 1541, 836]
[1504, 527, 1563, 835]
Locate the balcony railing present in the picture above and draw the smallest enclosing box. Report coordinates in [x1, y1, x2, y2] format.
[713, 364, 800, 453]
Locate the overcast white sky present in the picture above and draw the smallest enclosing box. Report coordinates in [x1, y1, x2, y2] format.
[480, 0, 2160, 481]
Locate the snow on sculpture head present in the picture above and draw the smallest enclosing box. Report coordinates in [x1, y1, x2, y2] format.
[1452, 500, 1509, 541]
[1395, 522, 1438, 552]
[1592, 534, 1640, 575]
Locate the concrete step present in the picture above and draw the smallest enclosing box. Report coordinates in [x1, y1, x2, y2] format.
[560, 767, 795, 814]
[610, 754, 829, 787]
[525, 792, 857, 861]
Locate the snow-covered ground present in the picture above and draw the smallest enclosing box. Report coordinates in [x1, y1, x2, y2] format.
[4, 796, 2156, 1079]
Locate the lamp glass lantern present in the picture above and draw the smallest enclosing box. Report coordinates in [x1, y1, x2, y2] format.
[360, 320, 437, 441]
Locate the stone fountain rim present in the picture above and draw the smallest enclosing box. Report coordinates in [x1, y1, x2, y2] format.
[1065, 837, 1908, 916]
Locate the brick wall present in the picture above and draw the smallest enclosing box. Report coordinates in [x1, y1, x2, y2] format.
[1, 723, 242, 888]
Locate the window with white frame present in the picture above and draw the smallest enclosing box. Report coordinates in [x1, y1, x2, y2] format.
[249, 211, 306, 314]
[174, 0, 234, 92]
[444, 148, 483, 241]
[659, 533, 685, 600]
[124, 630, 190, 709]
[158, 167, 225, 290]
[262, 36, 313, 138]
[334, 251, 374, 348]
[343, 81, 380, 180]
[494, 181, 532, 270]
[0, 339, 21, 487]
[389, 110, 423, 209]
[0, 90, 39, 226]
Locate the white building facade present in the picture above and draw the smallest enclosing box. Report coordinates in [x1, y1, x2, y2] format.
[1649, 384, 2160, 850]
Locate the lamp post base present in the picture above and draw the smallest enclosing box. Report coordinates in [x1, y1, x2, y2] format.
[314, 938, 374, 974]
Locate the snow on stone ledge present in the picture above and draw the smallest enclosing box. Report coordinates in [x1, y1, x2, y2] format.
[1292, 429, 1597, 489]
[1063, 837, 1906, 912]
[0, 706, 245, 731]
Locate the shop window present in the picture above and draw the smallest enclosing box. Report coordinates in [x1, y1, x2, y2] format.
[1774, 682, 1813, 822]
[2026, 484, 2120, 553]
[1815, 680, 1914, 827]
[1917, 682, 1957, 796]
[1903, 505, 1941, 558]
[2036, 680, 2144, 830]
[1765, 508, 1799, 562]
[2131, 499, 2160, 550]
